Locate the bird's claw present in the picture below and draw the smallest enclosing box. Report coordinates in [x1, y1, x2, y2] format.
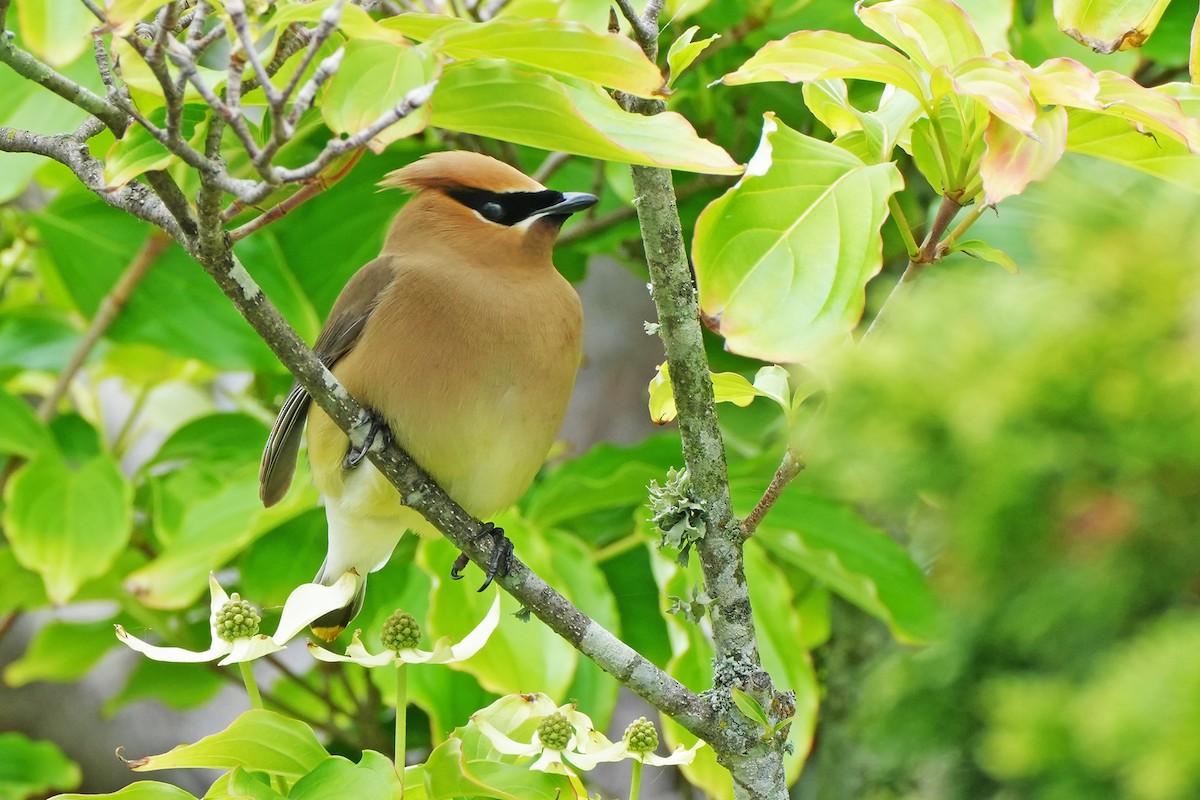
[449, 521, 513, 592]
[344, 413, 388, 469]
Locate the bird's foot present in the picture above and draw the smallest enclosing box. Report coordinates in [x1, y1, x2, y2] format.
[344, 412, 389, 469]
[450, 521, 513, 592]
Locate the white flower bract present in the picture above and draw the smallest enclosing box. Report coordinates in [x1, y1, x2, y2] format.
[306, 591, 501, 667]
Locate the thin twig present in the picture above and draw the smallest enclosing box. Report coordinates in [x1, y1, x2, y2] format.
[229, 150, 364, 242]
[865, 194, 963, 338]
[35, 235, 172, 422]
[741, 447, 805, 538]
[531, 151, 572, 184]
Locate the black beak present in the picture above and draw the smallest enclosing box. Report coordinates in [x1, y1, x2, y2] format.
[535, 191, 599, 218]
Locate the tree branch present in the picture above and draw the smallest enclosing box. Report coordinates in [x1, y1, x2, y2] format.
[0, 127, 184, 240]
[741, 447, 804, 538]
[616, 3, 789, 797]
[0, 36, 127, 134]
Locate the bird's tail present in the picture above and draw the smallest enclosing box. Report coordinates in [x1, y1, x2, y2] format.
[310, 562, 367, 642]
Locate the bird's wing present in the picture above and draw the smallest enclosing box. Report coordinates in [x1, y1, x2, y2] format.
[258, 257, 396, 507]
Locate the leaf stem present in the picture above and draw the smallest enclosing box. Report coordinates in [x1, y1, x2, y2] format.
[238, 661, 264, 709]
[887, 196, 919, 259]
[395, 662, 408, 786]
[941, 204, 987, 250]
[865, 194, 963, 338]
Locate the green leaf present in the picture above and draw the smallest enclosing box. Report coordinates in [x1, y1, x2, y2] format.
[980, 105, 1068, 205]
[3, 619, 119, 687]
[129, 710, 328, 778]
[55, 783, 198, 800]
[104, 0, 174, 35]
[0, 732, 80, 799]
[423, 738, 569, 800]
[289, 756, 400, 800]
[1091, 71, 1200, 151]
[4, 452, 132, 605]
[262, 1, 407, 44]
[756, 491, 941, 643]
[14, 0, 95, 66]
[429, 61, 740, 174]
[1065, 110, 1200, 194]
[0, 547, 49, 615]
[650, 364, 752, 422]
[0, 389, 53, 458]
[104, 105, 208, 188]
[105, 658, 226, 715]
[523, 435, 681, 529]
[222, 769, 286, 800]
[148, 413, 271, 470]
[379, 12, 466, 42]
[321, 41, 438, 153]
[1053, 0, 1172, 53]
[431, 16, 665, 97]
[951, 238, 1020, 274]
[721, 30, 926, 101]
[666, 26, 720, 89]
[857, 0, 985, 70]
[128, 465, 310, 609]
[694, 114, 903, 362]
[730, 686, 771, 732]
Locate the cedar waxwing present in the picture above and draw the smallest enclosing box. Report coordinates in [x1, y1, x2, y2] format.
[259, 151, 596, 640]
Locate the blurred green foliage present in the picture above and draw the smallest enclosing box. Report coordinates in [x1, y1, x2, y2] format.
[807, 157, 1200, 799]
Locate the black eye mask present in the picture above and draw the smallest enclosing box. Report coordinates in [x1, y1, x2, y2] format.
[447, 189, 567, 226]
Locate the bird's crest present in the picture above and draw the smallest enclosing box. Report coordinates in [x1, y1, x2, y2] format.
[380, 151, 545, 195]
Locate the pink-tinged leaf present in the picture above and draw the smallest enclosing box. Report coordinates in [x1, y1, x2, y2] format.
[1053, 0, 1172, 54]
[980, 105, 1068, 205]
[857, 0, 985, 71]
[950, 56, 1037, 134]
[721, 30, 926, 101]
[1093, 71, 1200, 152]
[1026, 58, 1102, 109]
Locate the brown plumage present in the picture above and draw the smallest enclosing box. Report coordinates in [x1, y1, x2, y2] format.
[259, 151, 595, 638]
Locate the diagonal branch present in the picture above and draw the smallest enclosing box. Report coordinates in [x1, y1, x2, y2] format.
[0, 127, 184, 240]
[0, 36, 127, 134]
[182, 234, 744, 754]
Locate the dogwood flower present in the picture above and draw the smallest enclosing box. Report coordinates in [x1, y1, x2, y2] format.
[307, 591, 501, 666]
[115, 574, 283, 666]
[115, 571, 362, 665]
[586, 716, 706, 766]
[471, 693, 620, 776]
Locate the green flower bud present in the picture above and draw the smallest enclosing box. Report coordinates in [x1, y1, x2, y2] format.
[213, 593, 261, 642]
[536, 712, 574, 751]
[624, 717, 659, 753]
[381, 610, 421, 651]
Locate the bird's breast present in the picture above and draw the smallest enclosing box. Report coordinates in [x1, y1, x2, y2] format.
[309, 259, 582, 520]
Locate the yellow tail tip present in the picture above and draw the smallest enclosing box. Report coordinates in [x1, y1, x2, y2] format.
[311, 625, 346, 642]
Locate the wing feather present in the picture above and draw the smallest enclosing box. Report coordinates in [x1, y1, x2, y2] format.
[258, 257, 396, 506]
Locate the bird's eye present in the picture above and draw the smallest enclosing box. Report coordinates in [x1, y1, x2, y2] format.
[479, 202, 504, 222]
